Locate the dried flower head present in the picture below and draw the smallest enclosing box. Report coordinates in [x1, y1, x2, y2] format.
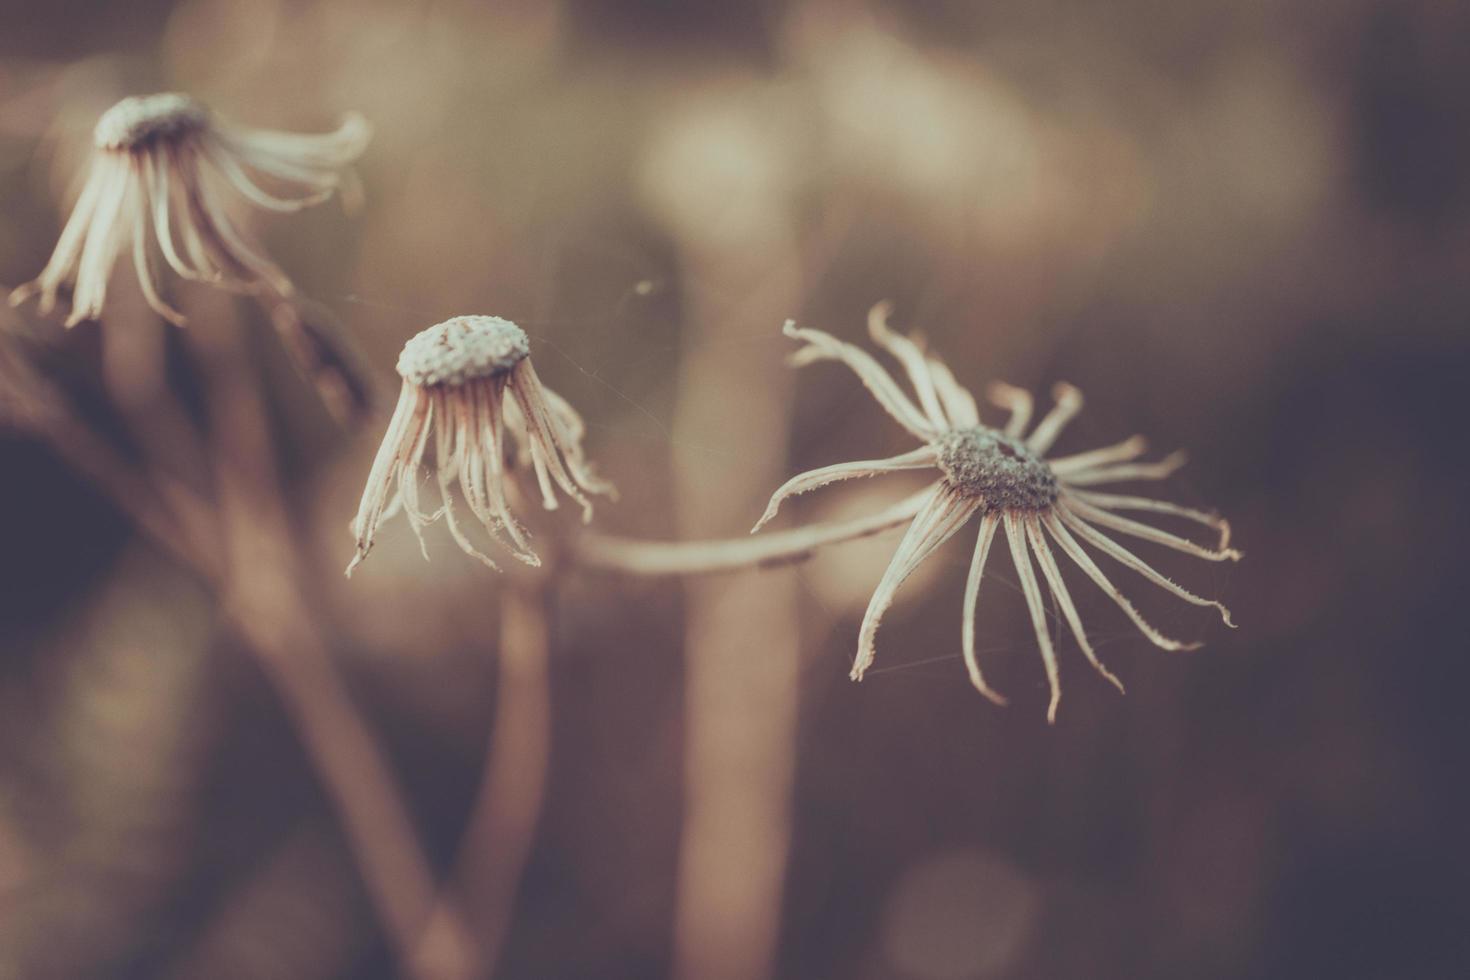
[9, 92, 370, 327]
[754, 304, 1241, 721]
[347, 316, 613, 575]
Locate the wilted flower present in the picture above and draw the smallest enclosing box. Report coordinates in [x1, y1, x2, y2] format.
[754, 304, 1240, 721]
[347, 315, 613, 575]
[9, 92, 369, 327]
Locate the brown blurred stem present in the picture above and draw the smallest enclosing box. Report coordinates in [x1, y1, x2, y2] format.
[194, 317, 470, 980]
[0, 336, 219, 575]
[257, 291, 377, 427]
[413, 577, 552, 980]
[571, 490, 925, 577]
[3, 326, 463, 979]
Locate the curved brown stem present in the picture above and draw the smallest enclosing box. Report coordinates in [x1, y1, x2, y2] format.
[571, 490, 926, 577]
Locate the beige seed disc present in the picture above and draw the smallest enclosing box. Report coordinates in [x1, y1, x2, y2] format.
[396, 315, 531, 387]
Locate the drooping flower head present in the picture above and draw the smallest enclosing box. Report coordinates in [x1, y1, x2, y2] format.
[9, 92, 370, 327]
[754, 304, 1241, 721]
[347, 316, 613, 575]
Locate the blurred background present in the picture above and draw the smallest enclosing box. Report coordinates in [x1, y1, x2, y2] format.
[2, 0, 1468, 977]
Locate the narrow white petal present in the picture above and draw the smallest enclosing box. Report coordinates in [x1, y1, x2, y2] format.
[1026, 383, 1083, 455]
[129, 189, 186, 326]
[1068, 489, 1232, 550]
[751, 445, 938, 532]
[1040, 512, 1199, 652]
[1064, 496, 1242, 561]
[202, 136, 333, 212]
[66, 161, 133, 326]
[926, 357, 980, 427]
[1048, 435, 1148, 475]
[191, 165, 293, 296]
[1024, 514, 1125, 695]
[1059, 506, 1235, 627]
[11, 158, 109, 310]
[784, 320, 937, 441]
[867, 302, 950, 430]
[960, 514, 1007, 705]
[508, 360, 601, 521]
[986, 383, 1033, 440]
[347, 383, 427, 575]
[1004, 511, 1062, 723]
[215, 112, 371, 172]
[854, 486, 979, 681]
[1061, 451, 1188, 486]
[432, 389, 503, 571]
[145, 151, 208, 281]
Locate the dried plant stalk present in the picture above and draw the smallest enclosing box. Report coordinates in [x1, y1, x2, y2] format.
[192, 317, 473, 980]
[413, 578, 552, 980]
[573, 491, 927, 575]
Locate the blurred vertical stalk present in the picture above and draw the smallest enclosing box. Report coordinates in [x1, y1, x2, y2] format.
[671, 274, 801, 980]
[415, 576, 552, 980]
[643, 84, 805, 980]
[187, 303, 470, 980]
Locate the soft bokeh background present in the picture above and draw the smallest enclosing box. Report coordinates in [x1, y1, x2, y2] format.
[3, 0, 1468, 977]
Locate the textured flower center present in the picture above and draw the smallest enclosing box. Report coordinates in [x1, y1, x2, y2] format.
[94, 93, 208, 151]
[397, 315, 531, 387]
[936, 427, 1058, 511]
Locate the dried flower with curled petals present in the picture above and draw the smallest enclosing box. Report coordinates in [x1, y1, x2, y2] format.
[9, 92, 370, 327]
[347, 316, 613, 575]
[754, 304, 1241, 722]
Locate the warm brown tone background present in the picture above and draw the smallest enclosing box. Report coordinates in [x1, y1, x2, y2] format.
[2, 1, 1468, 978]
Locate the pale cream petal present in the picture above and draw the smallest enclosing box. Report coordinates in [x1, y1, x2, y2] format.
[144, 151, 211, 282]
[347, 383, 427, 575]
[1064, 496, 1242, 562]
[434, 386, 503, 571]
[1025, 383, 1083, 455]
[853, 485, 979, 681]
[508, 359, 608, 521]
[66, 160, 132, 326]
[201, 135, 333, 212]
[1067, 489, 1232, 550]
[867, 302, 949, 430]
[1061, 451, 1188, 487]
[926, 357, 980, 427]
[751, 445, 938, 532]
[1058, 505, 1235, 627]
[395, 393, 438, 560]
[479, 379, 538, 558]
[986, 382, 1032, 440]
[1040, 512, 1200, 652]
[1047, 435, 1148, 475]
[9, 158, 109, 311]
[129, 185, 186, 327]
[539, 381, 614, 498]
[169, 143, 258, 287]
[1004, 511, 1062, 723]
[784, 320, 936, 440]
[216, 112, 372, 173]
[1024, 514, 1125, 695]
[190, 162, 294, 296]
[960, 513, 1007, 705]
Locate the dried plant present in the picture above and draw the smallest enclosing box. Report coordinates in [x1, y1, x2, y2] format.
[348, 315, 613, 574]
[0, 36, 1262, 980]
[9, 92, 369, 327]
[751, 304, 1240, 721]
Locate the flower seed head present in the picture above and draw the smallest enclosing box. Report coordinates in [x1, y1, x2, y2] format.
[94, 93, 209, 152]
[936, 427, 1058, 511]
[396, 315, 530, 387]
